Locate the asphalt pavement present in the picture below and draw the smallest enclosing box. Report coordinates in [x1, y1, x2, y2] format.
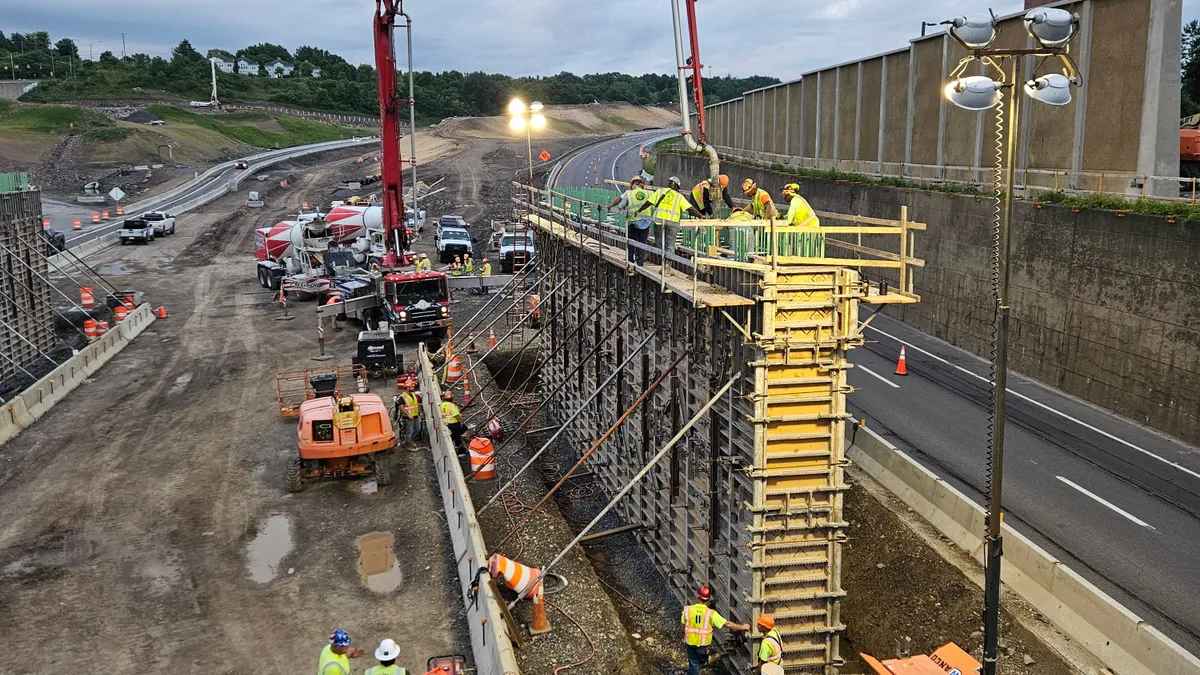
[849, 310, 1200, 655]
[552, 129, 678, 192]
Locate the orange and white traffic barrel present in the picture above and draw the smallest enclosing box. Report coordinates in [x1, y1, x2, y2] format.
[79, 287, 94, 309]
[444, 356, 463, 384]
[114, 305, 128, 322]
[83, 319, 98, 341]
[468, 437, 496, 480]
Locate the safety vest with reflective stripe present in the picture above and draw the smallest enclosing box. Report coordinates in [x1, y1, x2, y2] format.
[318, 645, 350, 675]
[759, 628, 783, 665]
[747, 189, 775, 219]
[691, 181, 711, 205]
[366, 666, 406, 675]
[623, 187, 654, 214]
[441, 401, 461, 424]
[682, 603, 716, 646]
[399, 392, 419, 419]
[481, 262, 492, 277]
[652, 188, 692, 223]
[416, 258, 431, 272]
[464, 258, 474, 273]
[786, 195, 819, 229]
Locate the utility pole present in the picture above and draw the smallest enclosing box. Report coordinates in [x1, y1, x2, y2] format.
[121, 33, 127, 59]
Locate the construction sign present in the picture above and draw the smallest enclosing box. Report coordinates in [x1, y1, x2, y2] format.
[539, 150, 551, 162]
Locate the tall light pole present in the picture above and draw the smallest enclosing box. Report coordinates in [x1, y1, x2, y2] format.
[941, 8, 1081, 675]
[508, 99, 546, 179]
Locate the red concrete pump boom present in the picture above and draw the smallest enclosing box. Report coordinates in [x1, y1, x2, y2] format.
[373, 0, 409, 267]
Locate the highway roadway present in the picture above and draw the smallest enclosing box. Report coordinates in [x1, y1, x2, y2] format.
[554, 137, 1200, 655]
[47, 138, 375, 250]
[848, 311, 1200, 655]
[552, 129, 679, 193]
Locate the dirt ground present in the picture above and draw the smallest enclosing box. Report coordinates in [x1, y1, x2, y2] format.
[0, 150, 469, 674]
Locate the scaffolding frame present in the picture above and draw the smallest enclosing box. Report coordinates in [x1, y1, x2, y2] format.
[523, 183, 922, 674]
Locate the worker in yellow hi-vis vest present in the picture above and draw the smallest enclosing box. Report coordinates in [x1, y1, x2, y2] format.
[681, 584, 749, 675]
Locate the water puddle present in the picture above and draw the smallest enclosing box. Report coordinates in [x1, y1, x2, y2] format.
[97, 262, 132, 276]
[356, 531, 402, 593]
[245, 513, 293, 584]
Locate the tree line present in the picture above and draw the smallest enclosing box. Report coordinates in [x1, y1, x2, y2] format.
[3, 31, 778, 121]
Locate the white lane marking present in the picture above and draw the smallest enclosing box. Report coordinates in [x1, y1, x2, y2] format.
[857, 365, 900, 389]
[865, 324, 1200, 482]
[611, 141, 640, 182]
[1057, 476, 1157, 530]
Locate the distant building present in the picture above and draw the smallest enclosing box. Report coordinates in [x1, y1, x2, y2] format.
[311, 67, 322, 78]
[265, 59, 294, 78]
[210, 51, 235, 73]
[237, 58, 260, 75]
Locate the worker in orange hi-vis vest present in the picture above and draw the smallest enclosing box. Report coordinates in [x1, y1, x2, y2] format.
[681, 584, 749, 675]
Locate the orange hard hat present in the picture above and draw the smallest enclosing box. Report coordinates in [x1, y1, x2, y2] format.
[718, 174, 729, 188]
[757, 614, 775, 630]
[741, 178, 756, 194]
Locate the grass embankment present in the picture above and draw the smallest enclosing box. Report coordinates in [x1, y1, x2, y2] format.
[0, 100, 129, 141]
[147, 105, 357, 148]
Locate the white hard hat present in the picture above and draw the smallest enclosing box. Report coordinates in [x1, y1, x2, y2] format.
[375, 638, 400, 661]
[761, 665, 785, 675]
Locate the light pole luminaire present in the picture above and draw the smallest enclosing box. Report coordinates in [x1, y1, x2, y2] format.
[508, 99, 546, 179]
[941, 8, 1082, 675]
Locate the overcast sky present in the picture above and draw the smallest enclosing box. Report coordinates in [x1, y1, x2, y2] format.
[4, 0, 1200, 80]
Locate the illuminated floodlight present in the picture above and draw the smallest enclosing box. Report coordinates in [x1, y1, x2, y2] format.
[507, 98, 526, 116]
[944, 76, 1003, 111]
[530, 113, 546, 130]
[509, 115, 526, 132]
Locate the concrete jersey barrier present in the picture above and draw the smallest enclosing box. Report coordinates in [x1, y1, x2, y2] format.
[847, 423, 1200, 675]
[418, 345, 521, 675]
[0, 303, 157, 447]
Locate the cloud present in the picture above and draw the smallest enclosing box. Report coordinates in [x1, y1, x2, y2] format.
[4, 0, 1198, 82]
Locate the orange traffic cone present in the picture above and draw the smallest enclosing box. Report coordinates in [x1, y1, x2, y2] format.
[895, 346, 908, 376]
[488, 554, 551, 634]
[156, 306, 168, 319]
[463, 374, 472, 405]
[466, 332, 477, 354]
[488, 327, 497, 351]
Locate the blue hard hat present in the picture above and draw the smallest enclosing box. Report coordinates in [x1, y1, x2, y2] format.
[330, 629, 351, 646]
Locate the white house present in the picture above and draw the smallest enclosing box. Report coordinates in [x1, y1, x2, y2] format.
[237, 58, 260, 75]
[210, 51, 235, 73]
[311, 67, 322, 78]
[265, 59, 294, 78]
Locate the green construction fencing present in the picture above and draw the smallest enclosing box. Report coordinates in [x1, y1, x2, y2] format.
[0, 172, 31, 193]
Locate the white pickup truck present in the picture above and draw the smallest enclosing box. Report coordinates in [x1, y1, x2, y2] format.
[141, 211, 176, 236]
[117, 218, 155, 245]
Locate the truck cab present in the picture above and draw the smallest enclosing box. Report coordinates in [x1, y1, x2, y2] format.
[435, 226, 473, 263]
[498, 230, 535, 274]
[320, 270, 451, 338]
[118, 218, 155, 245]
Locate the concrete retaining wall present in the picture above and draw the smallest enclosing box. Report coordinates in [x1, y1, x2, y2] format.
[417, 345, 520, 675]
[848, 423, 1200, 675]
[659, 151, 1200, 446]
[0, 303, 156, 447]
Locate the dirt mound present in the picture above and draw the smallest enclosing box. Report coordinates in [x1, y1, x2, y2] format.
[121, 110, 160, 124]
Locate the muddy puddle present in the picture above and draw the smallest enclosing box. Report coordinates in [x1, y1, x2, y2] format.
[97, 262, 132, 276]
[245, 513, 293, 583]
[356, 531, 402, 593]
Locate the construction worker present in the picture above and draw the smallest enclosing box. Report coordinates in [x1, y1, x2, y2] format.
[756, 614, 783, 673]
[463, 253, 474, 274]
[416, 253, 432, 272]
[528, 293, 541, 329]
[442, 390, 464, 450]
[681, 584, 750, 675]
[780, 183, 819, 229]
[451, 256, 463, 276]
[737, 178, 777, 220]
[692, 174, 735, 216]
[635, 175, 702, 257]
[318, 629, 364, 675]
[608, 175, 655, 265]
[480, 257, 492, 276]
[395, 380, 422, 451]
[365, 638, 406, 675]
